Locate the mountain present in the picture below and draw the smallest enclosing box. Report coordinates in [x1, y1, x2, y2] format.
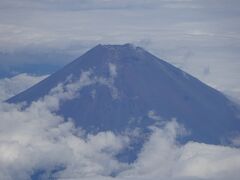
[7, 44, 240, 147]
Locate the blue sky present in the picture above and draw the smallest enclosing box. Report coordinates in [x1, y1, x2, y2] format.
[0, 0, 240, 98]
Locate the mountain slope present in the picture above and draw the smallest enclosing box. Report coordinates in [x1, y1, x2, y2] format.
[7, 44, 240, 145]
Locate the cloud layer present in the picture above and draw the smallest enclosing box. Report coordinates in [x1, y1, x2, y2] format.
[0, 74, 48, 101]
[0, 72, 240, 180]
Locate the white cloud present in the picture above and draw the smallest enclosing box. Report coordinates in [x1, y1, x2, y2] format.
[108, 63, 117, 78]
[0, 74, 48, 101]
[230, 135, 240, 147]
[0, 72, 240, 180]
[173, 143, 240, 179]
[118, 121, 240, 180]
[0, 72, 129, 180]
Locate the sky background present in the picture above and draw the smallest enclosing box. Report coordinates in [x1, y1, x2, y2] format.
[0, 0, 240, 100]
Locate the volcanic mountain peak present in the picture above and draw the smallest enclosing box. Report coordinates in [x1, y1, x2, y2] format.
[84, 43, 151, 62]
[7, 44, 240, 147]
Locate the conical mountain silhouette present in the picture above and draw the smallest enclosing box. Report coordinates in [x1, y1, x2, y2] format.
[7, 44, 240, 145]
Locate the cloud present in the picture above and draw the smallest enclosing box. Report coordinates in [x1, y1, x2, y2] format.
[121, 122, 240, 180]
[0, 72, 129, 180]
[108, 63, 117, 78]
[0, 0, 199, 11]
[0, 74, 48, 101]
[0, 72, 240, 180]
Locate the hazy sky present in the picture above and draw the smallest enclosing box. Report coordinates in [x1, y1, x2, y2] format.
[0, 0, 240, 99]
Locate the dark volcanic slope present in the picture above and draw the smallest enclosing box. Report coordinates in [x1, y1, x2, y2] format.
[7, 44, 240, 144]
